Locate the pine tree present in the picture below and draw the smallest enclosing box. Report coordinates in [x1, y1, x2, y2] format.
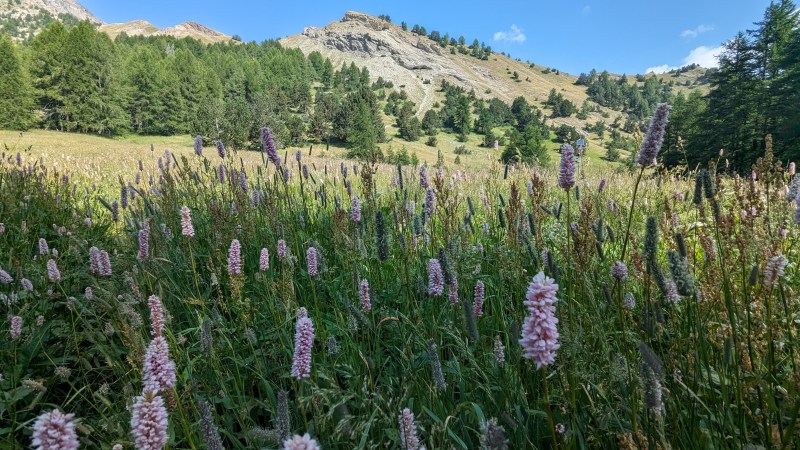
[0, 35, 35, 130]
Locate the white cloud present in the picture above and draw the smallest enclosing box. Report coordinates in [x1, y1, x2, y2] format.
[582, 5, 592, 15]
[682, 45, 724, 67]
[680, 24, 714, 39]
[645, 44, 724, 74]
[645, 64, 676, 75]
[494, 25, 526, 43]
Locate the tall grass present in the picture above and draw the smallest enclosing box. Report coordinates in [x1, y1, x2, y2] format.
[0, 134, 797, 448]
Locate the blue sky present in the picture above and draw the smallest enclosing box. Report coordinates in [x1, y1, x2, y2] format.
[81, 0, 774, 75]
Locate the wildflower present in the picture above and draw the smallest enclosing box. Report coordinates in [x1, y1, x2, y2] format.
[424, 187, 436, 217]
[641, 364, 664, 416]
[0, 269, 13, 284]
[121, 184, 129, 209]
[31, 409, 79, 450]
[598, 179, 606, 193]
[636, 103, 671, 167]
[351, 194, 361, 223]
[445, 278, 458, 305]
[138, 226, 150, 261]
[228, 239, 242, 276]
[419, 164, 429, 188]
[623, 292, 635, 310]
[556, 423, 565, 434]
[558, 144, 576, 190]
[427, 259, 444, 296]
[180, 206, 194, 237]
[493, 335, 505, 365]
[664, 278, 680, 304]
[359, 279, 371, 313]
[130, 390, 169, 450]
[473, 280, 485, 318]
[197, 400, 224, 450]
[85, 287, 93, 300]
[194, 135, 203, 156]
[8, 315, 22, 339]
[47, 259, 61, 283]
[282, 434, 320, 450]
[143, 336, 176, 394]
[306, 247, 318, 277]
[480, 417, 508, 449]
[261, 127, 280, 167]
[39, 238, 49, 255]
[215, 140, 226, 158]
[426, 339, 447, 391]
[148, 295, 164, 337]
[667, 250, 695, 296]
[519, 272, 560, 368]
[277, 239, 287, 260]
[399, 408, 423, 450]
[22, 278, 33, 292]
[291, 312, 315, 380]
[259, 248, 269, 271]
[763, 254, 788, 288]
[612, 261, 628, 281]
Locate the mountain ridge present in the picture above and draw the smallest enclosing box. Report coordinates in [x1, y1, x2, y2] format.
[1, 0, 232, 43]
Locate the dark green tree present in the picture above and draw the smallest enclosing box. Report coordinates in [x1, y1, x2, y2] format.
[0, 35, 35, 130]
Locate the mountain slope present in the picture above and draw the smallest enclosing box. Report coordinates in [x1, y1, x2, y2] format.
[281, 12, 613, 127]
[99, 20, 232, 44]
[1, 0, 100, 40]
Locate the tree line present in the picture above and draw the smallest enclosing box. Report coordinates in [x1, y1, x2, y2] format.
[662, 0, 799, 171]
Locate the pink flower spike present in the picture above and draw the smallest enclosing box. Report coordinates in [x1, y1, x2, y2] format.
[31, 409, 79, 450]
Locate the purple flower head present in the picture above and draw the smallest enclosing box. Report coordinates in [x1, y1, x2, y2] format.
[228, 239, 242, 276]
[302, 164, 309, 179]
[120, 184, 129, 209]
[8, 315, 22, 339]
[218, 165, 226, 183]
[180, 206, 195, 237]
[39, 238, 49, 255]
[558, 144, 576, 190]
[764, 254, 788, 288]
[31, 409, 79, 450]
[598, 179, 606, 193]
[277, 239, 288, 260]
[636, 103, 671, 167]
[21, 278, 33, 292]
[359, 279, 371, 313]
[47, 259, 61, 283]
[138, 227, 150, 261]
[261, 127, 280, 167]
[427, 258, 444, 296]
[282, 433, 320, 450]
[282, 167, 290, 182]
[424, 187, 436, 217]
[215, 140, 226, 158]
[345, 179, 352, 197]
[398, 408, 422, 450]
[351, 195, 362, 223]
[419, 164, 429, 189]
[291, 313, 315, 380]
[306, 247, 318, 278]
[259, 248, 269, 271]
[612, 261, 628, 281]
[448, 277, 459, 305]
[295, 150, 302, 163]
[148, 295, 164, 337]
[473, 280, 485, 318]
[131, 390, 169, 450]
[0, 269, 13, 284]
[519, 271, 560, 368]
[194, 135, 203, 156]
[89, 247, 100, 274]
[99, 251, 112, 277]
[143, 336, 176, 394]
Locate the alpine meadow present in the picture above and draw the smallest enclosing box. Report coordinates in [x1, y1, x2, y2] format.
[1, 1, 800, 449]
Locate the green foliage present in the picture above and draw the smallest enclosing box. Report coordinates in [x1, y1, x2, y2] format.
[0, 35, 34, 129]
